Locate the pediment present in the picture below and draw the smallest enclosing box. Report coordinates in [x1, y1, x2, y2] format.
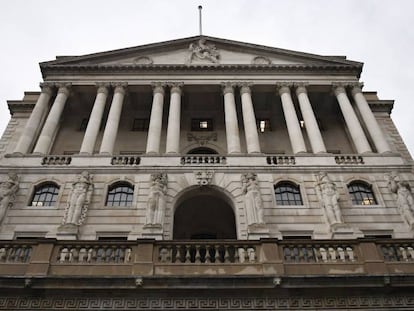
[41, 36, 361, 70]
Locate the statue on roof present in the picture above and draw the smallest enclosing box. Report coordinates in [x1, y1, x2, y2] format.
[187, 39, 220, 64]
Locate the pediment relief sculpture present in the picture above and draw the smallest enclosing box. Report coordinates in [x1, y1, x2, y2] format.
[133, 56, 153, 65]
[251, 56, 272, 65]
[187, 39, 220, 64]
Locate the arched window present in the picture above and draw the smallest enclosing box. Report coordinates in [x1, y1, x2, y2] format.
[31, 182, 60, 206]
[348, 181, 377, 205]
[274, 182, 303, 205]
[106, 182, 134, 207]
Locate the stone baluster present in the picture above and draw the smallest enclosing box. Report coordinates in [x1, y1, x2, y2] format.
[146, 83, 165, 154]
[33, 84, 71, 154]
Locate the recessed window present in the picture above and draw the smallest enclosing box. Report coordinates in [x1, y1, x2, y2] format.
[348, 181, 377, 205]
[274, 182, 303, 205]
[31, 183, 60, 207]
[132, 118, 149, 131]
[106, 182, 134, 207]
[79, 118, 88, 131]
[191, 119, 213, 131]
[257, 119, 271, 132]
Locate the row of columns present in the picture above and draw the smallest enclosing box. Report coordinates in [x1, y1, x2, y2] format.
[13, 81, 391, 156]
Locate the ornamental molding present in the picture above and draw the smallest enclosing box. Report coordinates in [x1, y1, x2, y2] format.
[187, 132, 217, 146]
[194, 170, 214, 186]
[251, 56, 272, 65]
[133, 56, 153, 65]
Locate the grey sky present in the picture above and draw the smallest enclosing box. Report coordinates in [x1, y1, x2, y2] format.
[0, 0, 413, 156]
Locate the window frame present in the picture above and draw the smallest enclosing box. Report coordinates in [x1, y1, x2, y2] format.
[274, 181, 303, 206]
[191, 118, 214, 132]
[105, 182, 135, 207]
[30, 182, 60, 207]
[347, 181, 378, 206]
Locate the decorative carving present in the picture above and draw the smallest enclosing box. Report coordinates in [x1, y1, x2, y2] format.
[251, 56, 272, 65]
[187, 39, 220, 64]
[386, 172, 414, 227]
[133, 56, 153, 65]
[187, 132, 217, 146]
[194, 170, 214, 186]
[241, 173, 264, 226]
[145, 173, 168, 227]
[315, 172, 343, 226]
[62, 171, 93, 226]
[0, 172, 19, 224]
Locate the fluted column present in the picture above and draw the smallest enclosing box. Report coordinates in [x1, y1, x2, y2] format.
[295, 84, 326, 153]
[79, 84, 109, 154]
[99, 83, 127, 154]
[222, 83, 241, 154]
[333, 85, 372, 154]
[165, 84, 182, 154]
[351, 84, 391, 153]
[33, 84, 71, 154]
[146, 83, 165, 154]
[278, 84, 307, 154]
[240, 84, 261, 153]
[14, 83, 54, 154]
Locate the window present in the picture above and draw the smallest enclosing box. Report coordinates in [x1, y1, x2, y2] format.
[31, 183, 60, 206]
[348, 181, 377, 205]
[106, 182, 134, 207]
[274, 182, 303, 205]
[257, 119, 271, 132]
[191, 119, 213, 131]
[132, 118, 149, 131]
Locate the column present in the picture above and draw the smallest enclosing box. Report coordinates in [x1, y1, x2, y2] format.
[146, 83, 165, 154]
[33, 84, 71, 154]
[14, 83, 53, 154]
[333, 85, 372, 154]
[351, 84, 391, 153]
[240, 84, 261, 153]
[165, 83, 182, 154]
[99, 83, 127, 154]
[79, 84, 109, 154]
[278, 84, 307, 154]
[222, 83, 241, 154]
[295, 84, 327, 153]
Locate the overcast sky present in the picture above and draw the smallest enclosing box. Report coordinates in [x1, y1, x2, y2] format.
[0, 0, 413, 156]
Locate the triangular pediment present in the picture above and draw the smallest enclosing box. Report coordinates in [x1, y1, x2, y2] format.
[41, 35, 362, 72]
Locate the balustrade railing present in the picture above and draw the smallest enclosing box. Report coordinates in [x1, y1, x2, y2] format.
[266, 156, 296, 165]
[334, 155, 364, 165]
[181, 155, 226, 165]
[0, 244, 32, 263]
[111, 156, 141, 165]
[158, 242, 257, 264]
[379, 243, 414, 262]
[282, 243, 357, 263]
[41, 156, 72, 165]
[56, 245, 132, 264]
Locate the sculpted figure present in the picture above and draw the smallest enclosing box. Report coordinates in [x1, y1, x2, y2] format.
[62, 171, 93, 226]
[187, 39, 220, 64]
[387, 172, 414, 226]
[145, 173, 168, 226]
[315, 172, 343, 225]
[241, 173, 264, 226]
[0, 173, 19, 223]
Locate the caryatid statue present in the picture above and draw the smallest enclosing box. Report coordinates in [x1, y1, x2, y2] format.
[62, 171, 93, 226]
[241, 173, 264, 226]
[0, 173, 19, 223]
[145, 173, 168, 227]
[387, 172, 414, 227]
[315, 172, 343, 226]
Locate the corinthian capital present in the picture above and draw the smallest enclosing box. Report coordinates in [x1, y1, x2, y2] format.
[55, 83, 72, 96]
[168, 82, 183, 95]
[221, 82, 237, 95]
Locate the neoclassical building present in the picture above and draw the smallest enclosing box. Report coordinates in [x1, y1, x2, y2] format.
[0, 36, 413, 310]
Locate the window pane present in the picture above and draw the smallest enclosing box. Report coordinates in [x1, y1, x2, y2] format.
[274, 182, 303, 206]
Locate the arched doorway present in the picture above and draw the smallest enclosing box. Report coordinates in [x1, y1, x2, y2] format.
[173, 188, 237, 240]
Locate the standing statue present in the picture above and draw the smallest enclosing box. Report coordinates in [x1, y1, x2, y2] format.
[315, 172, 343, 225]
[187, 39, 220, 64]
[0, 173, 19, 223]
[145, 173, 168, 226]
[387, 172, 414, 227]
[241, 173, 264, 226]
[62, 171, 93, 226]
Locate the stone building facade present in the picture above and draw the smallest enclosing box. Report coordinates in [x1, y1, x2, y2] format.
[0, 36, 413, 310]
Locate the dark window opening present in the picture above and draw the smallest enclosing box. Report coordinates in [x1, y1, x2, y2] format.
[274, 182, 303, 205]
[132, 118, 149, 131]
[191, 119, 213, 131]
[31, 183, 60, 207]
[348, 181, 377, 205]
[79, 118, 89, 131]
[106, 182, 134, 207]
[257, 119, 271, 132]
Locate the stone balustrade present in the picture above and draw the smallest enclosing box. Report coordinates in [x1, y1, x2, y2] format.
[266, 155, 296, 165]
[180, 155, 227, 165]
[56, 244, 132, 264]
[0, 244, 32, 263]
[283, 243, 356, 263]
[158, 242, 257, 264]
[379, 242, 414, 261]
[334, 155, 364, 165]
[41, 155, 72, 165]
[111, 156, 141, 165]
